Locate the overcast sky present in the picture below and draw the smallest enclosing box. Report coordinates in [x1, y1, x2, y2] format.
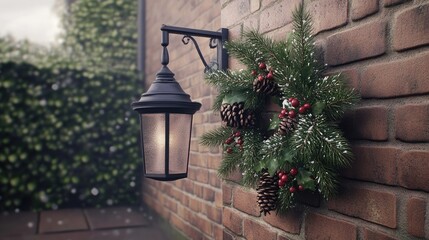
[0, 0, 61, 46]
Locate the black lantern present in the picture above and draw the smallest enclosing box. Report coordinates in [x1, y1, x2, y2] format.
[132, 25, 228, 181]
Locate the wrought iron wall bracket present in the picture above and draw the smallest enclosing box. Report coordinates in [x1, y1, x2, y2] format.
[160, 25, 228, 72]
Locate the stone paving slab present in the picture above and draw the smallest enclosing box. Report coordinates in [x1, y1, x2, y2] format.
[38, 209, 88, 233]
[0, 227, 171, 240]
[0, 212, 38, 237]
[85, 206, 149, 230]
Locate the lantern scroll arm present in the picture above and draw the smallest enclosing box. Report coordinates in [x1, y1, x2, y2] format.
[181, 35, 210, 72]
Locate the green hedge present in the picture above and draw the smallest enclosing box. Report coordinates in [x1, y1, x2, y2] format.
[0, 0, 141, 211]
[0, 61, 141, 211]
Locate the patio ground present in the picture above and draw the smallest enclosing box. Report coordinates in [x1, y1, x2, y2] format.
[0, 206, 183, 240]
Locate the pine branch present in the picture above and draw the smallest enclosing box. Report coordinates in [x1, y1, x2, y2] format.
[200, 126, 231, 147]
[310, 161, 338, 199]
[225, 39, 263, 69]
[218, 151, 242, 178]
[242, 31, 293, 87]
[276, 187, 294, 214]
[240, 130, 263, 187]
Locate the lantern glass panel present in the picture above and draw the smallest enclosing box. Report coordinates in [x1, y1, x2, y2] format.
[141, 113, 165, 174]
[169, 114, 192, 174]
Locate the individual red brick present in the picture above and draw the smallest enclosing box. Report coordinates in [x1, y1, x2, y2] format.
[308, 0, 348, 34]
[209, 171, 221, 188]
[189, 153, 207, 168]
[194, 217, 213, 237]
[223, 183, 233, 205]
[305, 213, 357, 240]
[243, 219, 276, 240]
[406, 197, 426, 238]
[393, 3, 429, 51]
[223, 207, 243, 235]
[205, 205, 222, 224]
[398, 150, 429, 192]
[224, 169, 243, 183]
[207, 154, 222, 170]
[352, 0, 379, 21]
[395, 102, 429, 142]
[263, 209, 302, 234]
[362, 228, 398, 240]
[203, 187, 216, 201]
[221, 0, 250, 27]
[348, 106, 389, 140]
[384, 0, 410, 7]
[342, 145, 399, 185]
[259, 0, 301, 33]
[188, 197, 202, 212]
[326, 21, 386, 66]
[223, 229, 235, 240]
[193, 184, 204, 199]
[361, 52, 429, 98]
[197, 168, 210, 184]
[328, 184, 397, 228]
[233, 187, 260, 217]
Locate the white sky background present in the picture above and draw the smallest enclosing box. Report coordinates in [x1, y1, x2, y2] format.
[0, 0, 62, 46]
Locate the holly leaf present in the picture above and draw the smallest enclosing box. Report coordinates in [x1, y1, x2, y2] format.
[267, 159, 279, 175]
[254, 161, 266, 172]
[312, 101, 326, 115]
[269, 117, 281, 130]
[222, 91, 247, 104]
[280, 150, 294, 165]
[296, 169, 316, 191]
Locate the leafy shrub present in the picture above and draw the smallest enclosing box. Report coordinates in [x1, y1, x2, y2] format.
[0, 0, 141, 211]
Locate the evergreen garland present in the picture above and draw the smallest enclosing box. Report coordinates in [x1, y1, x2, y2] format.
[201, 4, 359, 214]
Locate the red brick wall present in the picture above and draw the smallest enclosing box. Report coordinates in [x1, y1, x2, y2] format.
[143, 0, 223, 239]
[221, 0, 429, 239]
[143, 0, 429, 239]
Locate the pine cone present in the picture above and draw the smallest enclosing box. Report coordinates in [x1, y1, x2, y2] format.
[257, 169, 279, 215]
[278, 115, 298, 135]
[220, 102, 255, 128]
[253, 78, 279, 96]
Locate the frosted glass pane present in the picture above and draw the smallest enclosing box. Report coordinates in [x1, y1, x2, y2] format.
[169, 114, 192, 174]
[141, 114, 165, 174]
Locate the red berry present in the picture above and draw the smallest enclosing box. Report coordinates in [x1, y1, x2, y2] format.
[288, 97, 294, 102]
[258, 62, 267, 70]
[280, 109, 287, 115]
[225, 138, 233, 144]
[289, 186, 296, 193]
[266, 72, 274, 80]
[258, 75, 265, 81]
[288, 110, 296, 118]
[281, 174, 288, 182]
[251, 70, 257, 76]
[298, 106, 306, 114]
[298, 185, 304, 191]
[234, 131, 241, 137]
[278, 171, 284, 178]
[278, 179, 285, 187]
[226, 147, 233, 154]
[290, 167, 298, 176]
[278, 113, 285, 119]
[303, 103, 311, 110]
[291, 99, 300, 108]
[237, 139, 244, 145]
